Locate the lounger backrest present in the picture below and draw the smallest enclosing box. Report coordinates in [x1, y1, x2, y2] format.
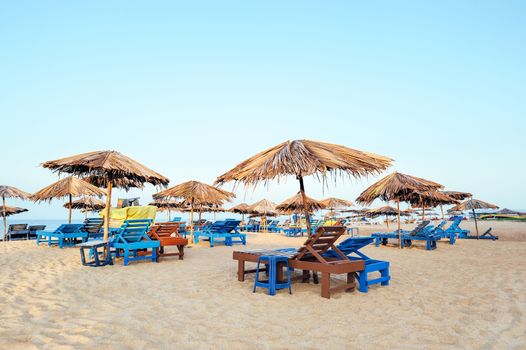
[223, 220, 241, 233]
[409, 221, 431, 236]
[292, 226, 347, 262]
[117, 219, 152, 243]
[82, 218, 104, 233]
[56, 224, 84, 234]
[150, 222, 182, 239]
[331, 237, 373, 260]
[28, 225, 46, 232]
[208, 221, 227, 233]
[172, 217, 182, 222]
[8, 224, 28, 232]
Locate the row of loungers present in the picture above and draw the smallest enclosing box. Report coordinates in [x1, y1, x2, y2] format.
[5, 224, 47, 241]
[233, 226, 391, 298]
[371, 216, 497, 250]
[36, 218, 247, 266]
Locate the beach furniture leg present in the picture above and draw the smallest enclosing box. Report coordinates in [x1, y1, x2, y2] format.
[358, 271, 368, 293]
[80, 247, 87, 266]
[210, 237, 214, 247]
[151, 247, 157, 262]
[123, 249, 129, 266]
[302, 270, 310, 283]
[381, 267, 390, 286]
[321, 272, 330, 299]
[238, 260, 245, 282]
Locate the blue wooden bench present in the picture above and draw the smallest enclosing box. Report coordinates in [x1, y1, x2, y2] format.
[283, 226, 303, 237]
[425, 220, 456, 244]
[444, 216, 470, 239]
[325, 237, 390, 293]
[194, 220, 246, 247]
[36, 224, 88, 248]
[111, 219, 159, 266]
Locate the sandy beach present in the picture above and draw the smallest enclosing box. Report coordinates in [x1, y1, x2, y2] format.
[1, 221, 525, 349]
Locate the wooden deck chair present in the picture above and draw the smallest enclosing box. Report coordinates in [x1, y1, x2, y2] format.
[148, 222, 188, 260]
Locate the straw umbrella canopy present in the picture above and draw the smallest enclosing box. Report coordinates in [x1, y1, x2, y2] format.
[228, 203, 251, 226]
[0, 186, 32, 242]
[215, 140, 392, 236]
[148, 199, 183, 221]
[247, 199, 277, 231]
[276, 193, 326, 215]
[320, 197, 354, 220]
[64, 197, 106, 218]
[0, 206, 29, 240]
[451, 198, 499, 238]
[153, 181, 235, 243]
[41, 150, 169, 240]
[366, 205, 410, 229]
[32, 176, 105, 223]
[356, 172, 443, 247]
[407, 190, 459, 220]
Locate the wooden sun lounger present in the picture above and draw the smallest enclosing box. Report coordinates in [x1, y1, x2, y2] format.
[233, 226, 365, 299]
[148, 222, 188, 260]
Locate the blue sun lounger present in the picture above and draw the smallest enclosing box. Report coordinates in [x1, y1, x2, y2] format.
[283, 226, 302, 237]
[372, 221, 439, 250]
[425, 220, 456, 244]
[443, 216, 470, 239]
[194, 219, 246, 247]
[111, 219, 159, 266]
[267, 220, 281, 233]
[324, 237, 390, 293]
[36, 224, 88, 248]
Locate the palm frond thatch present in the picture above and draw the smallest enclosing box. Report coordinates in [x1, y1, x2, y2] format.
[247, 199, 277, 215]
[452, 198, 499, 211]
[31, 176, 105, 202]
[276, 193, 326, 214]
[319, 197, 354, 210]
[0, 206, 28, 217]
[0, 186, 32, 199]
[440, 190, 472, 201]
[148, 199, 184, 211]
[153, 181, 235, 206]
[407, 190, 459, 208]
[228, 203, 250, 214]
[366, 205, 409, 217]
[356, 172, 444, 205]
[41, 150, 169, 189]
[215, 140, 392, 186]
[63, 197, 106, 211]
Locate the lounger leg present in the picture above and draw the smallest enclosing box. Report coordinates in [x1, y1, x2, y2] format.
[80, 247, 87, 266]
[48, 235, 51, 247]
[152, 247, 157, 262]
[178, 246, 184, 260]
[358, 272, 368, 293]
[374, 237, 380, 247]
[210, 237, 214, 247]
[123, 249, 129, 266]
[381, 268, 390, 286]
[321, 272, 330, 299]
[302, 270, 310, 283]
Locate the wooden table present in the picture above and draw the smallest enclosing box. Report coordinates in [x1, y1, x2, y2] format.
[233, 250, 365, 299]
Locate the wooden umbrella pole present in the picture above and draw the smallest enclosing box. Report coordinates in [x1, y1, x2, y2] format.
[168, 209, 171, 221]
[298, 176, 312, 236]
[103, 181, 112, 242]
[2, 195, 7, 242]
[386, 214, 389, 229]
[473, 208, 479, 239]
[422, 204, 426, 221]
[190, 200, 195, 245]
[68, 194, 72, 224]
[440, 205, 444, 220]
[397, 200, 401, 248]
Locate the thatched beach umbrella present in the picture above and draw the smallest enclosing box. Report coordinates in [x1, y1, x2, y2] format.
[406, 190, 458, 220]
[215, 140, 392, 236]
[228, 203, 251, 226]
[276, 193, 325, 215]
[439, 190, 472, 219]
[0, 206, 29, 241]
[366, 205, 410, 229]
[149, 199, 183, 221]
[42, 150, 169, 240]
[64, 197, 106, 219]
[32, 176, 105, 224]
[0, 186, 31, 242]
[153, 181, 235, 243]
[356, 172, 443, 247]
[320, 197, 354, 220]
[451, 198, 499, 239]
[247, 199, 277, 231]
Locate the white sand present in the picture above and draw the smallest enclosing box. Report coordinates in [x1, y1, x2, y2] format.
[1, 221, 525, 349]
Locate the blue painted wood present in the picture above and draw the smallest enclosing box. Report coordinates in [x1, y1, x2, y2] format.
[36, 224, 88, 248]
[111, 219, 160, 266]
[371, 221, 440, 250]
[253, 255, 292, 296]
[194, 220, 246, 247]
[324, 237, 390, 293]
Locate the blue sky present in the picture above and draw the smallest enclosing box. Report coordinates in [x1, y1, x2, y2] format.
[1, 1, 525, 220]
